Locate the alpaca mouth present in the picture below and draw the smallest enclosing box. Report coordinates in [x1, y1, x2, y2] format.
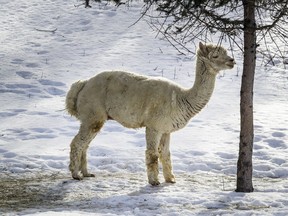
[226, 62, 235, 68]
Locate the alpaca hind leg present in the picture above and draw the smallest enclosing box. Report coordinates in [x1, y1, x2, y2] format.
[80, 146, 95, 177]
[80, 121, 103, 177]
[69, 124, 95, 180]
[69, 122, 103, 180]
[159, 133, 176, 183]
[145, 127, 162, 186]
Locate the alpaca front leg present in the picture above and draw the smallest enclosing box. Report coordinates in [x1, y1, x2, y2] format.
[145, 127, 162, 186]
[159, 133, 176, 183]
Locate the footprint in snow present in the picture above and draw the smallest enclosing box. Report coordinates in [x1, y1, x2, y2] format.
[254, 135, 264, 142]
[26, 111, 49, 116]
[38, 79, 66, 86]
[25, 62, 39, 68]
[45, 87, 65, 96]
[5, 83, 36, 89]
[272, 131, 286, 138]
[38, 79, 66, 96]
[1, 128, 30, 141]
[37, 50, 49, 55]
[1, 127, 57, 141]
[29, 128, 57, 139]
[11, 59, 24, 65]
[0, 88, 25, 95]
[16, 71, 34, 79]
[271, 158, 286, 165]
[1, 83, 42, 97]
[0, 109, 26, 118]
[254, 143, 265, 150]
[0, 112, 18, 118]
[216, 152, 236, 160]
[33, 134, 57, 139]
[55, 127, 76, 137]
[265, 139, 287, 149]
[10, 109, 27, 113]
[0, 148, 8, 154]
[187, 150, 206, 156]
[3, 151, 17, 159]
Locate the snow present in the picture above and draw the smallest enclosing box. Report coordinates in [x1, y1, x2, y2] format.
[0, 0, 287, 215]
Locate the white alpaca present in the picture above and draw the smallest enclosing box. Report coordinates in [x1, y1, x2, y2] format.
[66, 42, 235, 185]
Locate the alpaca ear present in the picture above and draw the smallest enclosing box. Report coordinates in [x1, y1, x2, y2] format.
[199, 42, 208, 56]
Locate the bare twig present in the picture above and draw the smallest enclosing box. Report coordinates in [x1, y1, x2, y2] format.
[128, 3, 153, 28]
[146, 19, 194, 55]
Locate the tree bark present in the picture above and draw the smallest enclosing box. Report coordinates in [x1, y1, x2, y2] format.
[236, 0, 256, 192]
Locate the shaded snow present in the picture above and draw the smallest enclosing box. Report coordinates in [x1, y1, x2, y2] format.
[0, 0, 287, 215]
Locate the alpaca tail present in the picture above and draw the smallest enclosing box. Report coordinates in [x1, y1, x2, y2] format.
[66, 80, 87, 118]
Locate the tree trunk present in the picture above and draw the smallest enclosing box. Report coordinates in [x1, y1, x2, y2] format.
[236, 0, 256, 192]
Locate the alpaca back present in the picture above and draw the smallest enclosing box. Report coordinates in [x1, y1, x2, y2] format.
[66, 80, 87, 118]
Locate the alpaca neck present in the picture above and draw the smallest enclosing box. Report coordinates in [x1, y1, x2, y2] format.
[184, 58, 218, 116]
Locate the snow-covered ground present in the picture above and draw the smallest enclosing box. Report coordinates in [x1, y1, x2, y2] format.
[0, 0, 287, 215]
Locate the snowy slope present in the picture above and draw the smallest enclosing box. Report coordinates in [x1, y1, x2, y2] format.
[0, 0, 287, 215]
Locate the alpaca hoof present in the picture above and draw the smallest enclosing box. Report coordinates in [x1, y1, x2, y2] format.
[165, 178, 176, 184]
[149, 180, 160, 186]
[83, 173, 95, 178]
[72, 173, 83, 180]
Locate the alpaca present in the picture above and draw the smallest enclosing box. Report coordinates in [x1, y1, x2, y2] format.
[66, 42, 235, 185]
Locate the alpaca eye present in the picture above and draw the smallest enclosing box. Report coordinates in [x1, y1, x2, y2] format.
[213, 55, 219, 58]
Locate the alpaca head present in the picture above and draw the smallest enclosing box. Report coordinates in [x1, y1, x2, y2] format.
[198, 42, 235, 73]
